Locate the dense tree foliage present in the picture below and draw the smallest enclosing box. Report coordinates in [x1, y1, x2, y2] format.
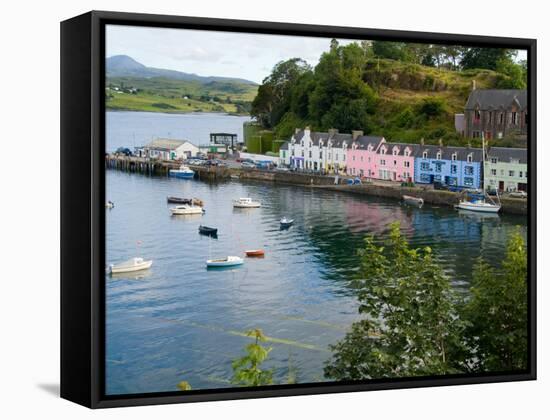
[325, 223, 528, 381]
[231, 329, 274, 387]
[462, 230, 528, 372]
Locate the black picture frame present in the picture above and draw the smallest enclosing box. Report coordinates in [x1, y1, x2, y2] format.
[60, 10, 537, 409]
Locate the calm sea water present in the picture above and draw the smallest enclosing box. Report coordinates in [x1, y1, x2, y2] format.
[105, 111, 527, 395]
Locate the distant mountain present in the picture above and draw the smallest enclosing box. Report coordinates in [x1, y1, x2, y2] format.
[106, 55, 257, 85]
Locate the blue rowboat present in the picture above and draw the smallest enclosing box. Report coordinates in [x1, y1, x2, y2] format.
[169, 165, 195, 179]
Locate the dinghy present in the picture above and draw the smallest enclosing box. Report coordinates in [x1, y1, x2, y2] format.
[170, 205, 205, 215]
[245, 249, 265, 257]
[108, 257, 152, 274]
[402, 195, 424, 207]
[280, 217, 294, 227]
[199, 225, 218, 236]
[167, 197, 204, 206]
[206, 256, 244, 268]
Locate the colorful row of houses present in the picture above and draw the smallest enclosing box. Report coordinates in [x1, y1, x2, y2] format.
[279, 127, 527, 192]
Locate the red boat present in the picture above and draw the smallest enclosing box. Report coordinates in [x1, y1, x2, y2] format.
[245, 249, 265, 257]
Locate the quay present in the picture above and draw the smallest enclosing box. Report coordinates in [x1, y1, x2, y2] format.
[105, 154, 527, 215]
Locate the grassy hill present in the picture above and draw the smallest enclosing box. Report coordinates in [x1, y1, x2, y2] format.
[106, 76, 258, 115]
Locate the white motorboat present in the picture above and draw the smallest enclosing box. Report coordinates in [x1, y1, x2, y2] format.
[170, 205, 205, 215]
[109, 257, 152, 274]
[456, 199, 501, 213]
[233, 197, 261, 208]
[206, 256, 244, 268]
[280, 217, 294, 227]
[169, 165, 195, 179]
[402, 195, 424, 207]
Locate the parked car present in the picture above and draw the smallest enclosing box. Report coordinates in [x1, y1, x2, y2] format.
[115, 147, 132, 156]
[276, 166, 290, 172]
[509, 191, 527, 199]
[486, 188, 498, 196]
[241, 162, 256, 169]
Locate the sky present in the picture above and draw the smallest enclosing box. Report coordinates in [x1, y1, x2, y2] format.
[106, 25, 527, 84]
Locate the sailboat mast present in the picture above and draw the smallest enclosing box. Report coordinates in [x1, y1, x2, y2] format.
[481, 132, 485, 193]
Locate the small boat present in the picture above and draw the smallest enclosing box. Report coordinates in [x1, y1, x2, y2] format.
[170, 205, 205, 215]
[109, 257, 152, 274]
[245, 249, 265, 257]
[167, 196, 204, 206]
[456, 199, 501, 213]
[105, 200, 115, 209]
[233, 197, 261, 208]
[280, 217, 294, 227]
[206, 256, 244, 268]
[169, 165, 195, 179]
[199, 225, 218, 236]
[402, 195, 424, 207]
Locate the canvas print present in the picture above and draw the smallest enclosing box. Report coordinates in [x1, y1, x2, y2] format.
[105, 24, 529, 395]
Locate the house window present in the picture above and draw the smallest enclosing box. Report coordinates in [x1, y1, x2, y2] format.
[380, 159, 386, 165]
[423, 151, 428, 159]
[308, 151, 312, 158]
[309, 142, 312, 147]
[393, 149, 398, 156]
[474, 109, 481, 122]
[320, 151, 323, 159]
[509, 170, 515, 177]
[451, 164, 457, 174]
[490, 157, 498, 164]
[405, 149, 410, 157]
[447, 177, 457, 186]
[421, 162, 430, 171]
[464, 177, 474, 187]
[291, 150, 295, 157]
[352, 155, 355, 161]
[404, 161, 410, 168]
[301, 151, 304, 157]
[512, 112, 518, 125]
[393, 160, 397, 166]
[489, 112, 493, 124]
[499, 113, 504, 124]
[435, 163, 442, 172]
[465, 166, 474, 175]
[473, 131, 480, 138]
[301, 140, 304, 146]
[282, 151, 286, 158]
[467, 154, 473, 163]
[436, 152, 442, 160]
[420, 174, 431, 183]
[451, 153, 457, 161]
[360, 156, 364, 162]
[519, 171, 523, 177]
[491, 169, 497, 176]
[335, 154, 339, 161]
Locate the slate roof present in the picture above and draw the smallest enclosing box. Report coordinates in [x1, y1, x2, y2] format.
[465, 89, 527, 111]
[486, 147, 527, 164]
[291, 129, 384, 149]
[412, 144, 483, 162]
[378, 142, 415, 156]
[145, 138, 190, 150]
[279, 142, 289, 150]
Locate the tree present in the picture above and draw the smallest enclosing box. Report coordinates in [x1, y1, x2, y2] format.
[460, 48, 514, 70]
[462, 230, 528, 372]
[372, 40, 407, 61]
[231, 329, 274, 387]
[495, 58, 527, 89]
[325, 222, 466, 380]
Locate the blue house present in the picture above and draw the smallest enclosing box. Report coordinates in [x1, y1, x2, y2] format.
[413, 144, 483, 189]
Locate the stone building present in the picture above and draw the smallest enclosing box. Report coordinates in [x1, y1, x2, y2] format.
[461, 88, 527, 140]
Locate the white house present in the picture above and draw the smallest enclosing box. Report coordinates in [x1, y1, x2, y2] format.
[279, 142, 290, 166]
[143, 138, 199, 160]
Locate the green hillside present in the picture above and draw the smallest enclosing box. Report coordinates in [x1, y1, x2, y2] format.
[106, 76, 258, 114]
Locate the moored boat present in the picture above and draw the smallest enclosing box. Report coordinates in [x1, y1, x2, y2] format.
[456, 199, 501, 213]
[108, 257, 152, 274]
[402, 195, 424, 207]
[169, 165, 195, 179]
[233, 197, 261, 208]
[206, 256, 244, 268]
[170, 205, 205, 215]
[245, 249, 265, 257]
[199, 225, 218, 236]
[280, 217, 294, 227]
[167, 196, 204, 206]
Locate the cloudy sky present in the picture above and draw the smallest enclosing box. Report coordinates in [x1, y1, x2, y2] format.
[106, 25, 527, 84]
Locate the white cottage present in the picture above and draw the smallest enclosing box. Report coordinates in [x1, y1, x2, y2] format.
[143, 138, 199, 160]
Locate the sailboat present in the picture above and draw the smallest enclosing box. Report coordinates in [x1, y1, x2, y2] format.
[457, 134, 501, 213]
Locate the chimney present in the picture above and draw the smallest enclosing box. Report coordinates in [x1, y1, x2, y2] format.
[472, 80, 476, 91]
[328, 128, 339, 136]
[420, 137, 425, 146]
[352, 130, 364, 141]
[438, 138, 444, 147]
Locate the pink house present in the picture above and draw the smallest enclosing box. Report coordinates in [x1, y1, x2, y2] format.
[374, 143, 415, 182]
[346, 136, 385, 178]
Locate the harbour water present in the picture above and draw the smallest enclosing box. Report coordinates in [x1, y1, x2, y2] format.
[105, 111, 527, 395]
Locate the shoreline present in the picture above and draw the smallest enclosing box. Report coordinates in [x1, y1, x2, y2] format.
[105, 155, 527, 216]
[106, 107, 250, 117]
